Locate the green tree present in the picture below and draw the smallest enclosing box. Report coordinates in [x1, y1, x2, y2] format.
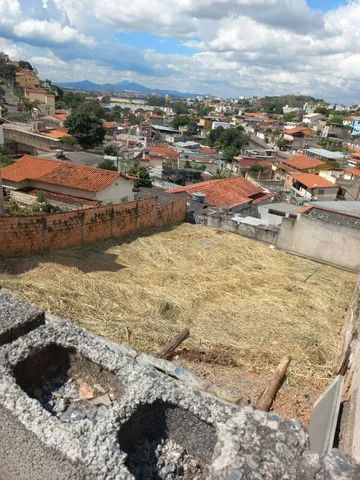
[64, 112, 106, 149]
[128, 165, 152, 187]
[20, 98, 41, 114]
[223, 146, 239, 162]
[314, 106, 329, 116]
[172, 101, 188, 115]
[18, 60, 37, 74]
[60, 136, 78, 147]
[104, 143, 119, 156]
[56, 91, 86, 109]
[186, 121, 198, 136]
[173, 115, 190, 129]
[0, 153, 14, 167]
[208, 127, 225, 146]
[98, 159, 117, 171]
[283, 112, 296, 122]
[77, 99, 105, 119]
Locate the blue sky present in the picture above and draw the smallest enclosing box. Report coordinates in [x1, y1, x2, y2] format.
[1, 0, 360, 102]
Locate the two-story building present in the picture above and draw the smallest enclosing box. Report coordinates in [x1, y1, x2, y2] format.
[290, 173, 339, 201]
[24, 88, 56, 116]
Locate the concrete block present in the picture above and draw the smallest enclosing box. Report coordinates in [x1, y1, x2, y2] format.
[0, 289, 45, 346]
[0, 290, 359, 479]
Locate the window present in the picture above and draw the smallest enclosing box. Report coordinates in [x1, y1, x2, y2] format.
[317, 189, 325, 195]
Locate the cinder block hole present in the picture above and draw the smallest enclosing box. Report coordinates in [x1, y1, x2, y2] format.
[13, 344, 123, 421]
[118, 400, 216, 479]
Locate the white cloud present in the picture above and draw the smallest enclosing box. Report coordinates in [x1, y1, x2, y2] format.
[0, 0, 21, 21]
[14, 19, 94, 46]
[2, 0, 360, 102]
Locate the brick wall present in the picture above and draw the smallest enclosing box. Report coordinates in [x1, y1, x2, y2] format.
[0, 197, 186, 257]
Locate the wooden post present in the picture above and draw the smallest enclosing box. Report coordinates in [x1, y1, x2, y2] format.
[256, 355, 292, 411]
[160, 328, 190, 360]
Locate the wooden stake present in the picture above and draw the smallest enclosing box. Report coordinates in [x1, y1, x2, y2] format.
[160, 328, 190, 360]
[256, 355, 292, 411]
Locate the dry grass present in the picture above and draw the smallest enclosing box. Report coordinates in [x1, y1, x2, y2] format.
[0, 224, 356, 392]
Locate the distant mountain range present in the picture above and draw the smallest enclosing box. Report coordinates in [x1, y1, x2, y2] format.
[58, 80, 200, 98]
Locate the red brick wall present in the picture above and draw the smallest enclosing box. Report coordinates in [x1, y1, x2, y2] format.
[0, 197, 186, 257]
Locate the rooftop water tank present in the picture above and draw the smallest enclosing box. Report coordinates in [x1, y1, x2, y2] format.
[191, 192, 207, 203]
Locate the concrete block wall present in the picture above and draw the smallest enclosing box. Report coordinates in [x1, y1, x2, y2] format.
[0, 289, 358, 479]
[0, 197, 186, 257]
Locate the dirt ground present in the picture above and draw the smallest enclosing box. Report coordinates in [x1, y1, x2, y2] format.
[0, 223, 356, 423]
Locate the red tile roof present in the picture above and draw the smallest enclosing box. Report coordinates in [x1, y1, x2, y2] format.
[40, 128, 70, 139]
[148, 145, 179, 159]
[103, 121, 118, 129]
[167, 176, 270, 207]
[20, 188, 101, 208]
[293, 173, 336, 189]
[1, 155, 133, 192]
[284, 154, 326, 171]
[52, 112, 69, 122]
[24, 87, 53, 95]
[345, 167, 360, 177]
[283, 127, 314, 137]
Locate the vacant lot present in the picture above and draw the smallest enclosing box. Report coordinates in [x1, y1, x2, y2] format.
[0, 224, 356, 422]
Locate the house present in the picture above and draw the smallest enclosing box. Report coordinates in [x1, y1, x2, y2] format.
[343, 167, 360, 181]
[15, 71, 40, 89]
[273, 154, 327, 190]
[24, 88, 56, 116]
[282, 127, 316, 150]
[302, 113, 324, 127]
[166, 176, 274, 211]
[290, 173, 339, 201]
[1, 155, 135, 209]
[103, 121, 118, 136]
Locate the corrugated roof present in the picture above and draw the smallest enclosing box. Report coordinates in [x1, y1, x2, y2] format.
[1, 155, 132, 193]
[301, 206, 360, 228]
[167, 176, 270, 207]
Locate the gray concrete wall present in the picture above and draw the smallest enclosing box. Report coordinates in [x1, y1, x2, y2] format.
[277, 216, 360, 271]
[207, 215, 279, 244]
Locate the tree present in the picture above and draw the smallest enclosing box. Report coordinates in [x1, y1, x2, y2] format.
[173, 115, 190, 129]
[128, 165, 152, 187]
[208, 127, 224, 146]
[172, 101, 188, 115]
[56, 91, 86, 109]
[314, 106, 329, 116]
[104, 143, 119, 156]
[20, 98, 41, 114]
[18, 60, 36, 73]
[186, 121, 198, 136]
[64, 112, 106, 149]
[0, 152, 14, 168]
[77, 99, 105, 119]
[60, 136, 78, 147]
[98, 159, 117, 171]
[283, 112, 296, 122]
[223, 146, 239, 162]
[100, 95, 111, 104]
